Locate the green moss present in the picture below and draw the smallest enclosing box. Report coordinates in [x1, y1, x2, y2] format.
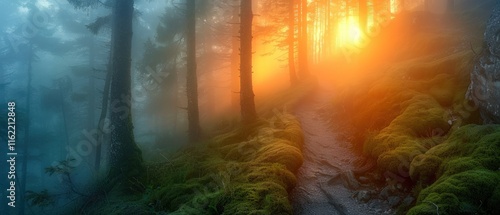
[332, 27, 493, 214]
[441, 157, 481, 176]
[488, 184, 500, 213]
[145, 111, 303, 214]
[410, 169, 500, 215]
[254, 142, 303, 172]
[362, 94, 450, 174]
[403, 51, 470, 81]
[410, 154, 442, 183]
[407, 193, 460, 215]
[223, 182, 292, 215]
[407, 125, 500, 214]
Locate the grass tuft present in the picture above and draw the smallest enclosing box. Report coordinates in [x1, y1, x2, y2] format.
[145, 110, 304, 214]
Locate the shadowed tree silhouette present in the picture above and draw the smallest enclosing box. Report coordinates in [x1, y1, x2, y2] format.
[186, 0, 202, 141]
[240, 0, 258, 124]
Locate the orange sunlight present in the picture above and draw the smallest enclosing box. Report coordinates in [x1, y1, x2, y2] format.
[252, 40, 289, 98]
[235, 0, 430, 112]
[336, 17, 363, 47]
[309, 0, 429, 64]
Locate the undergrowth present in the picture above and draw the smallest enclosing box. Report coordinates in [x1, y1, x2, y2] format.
[145, 111, 304, 214]
[82, 110, 304, 215]
[81, 79, 315, 214]
[332, 7, 498, 215]
[407, 125, 500, 215]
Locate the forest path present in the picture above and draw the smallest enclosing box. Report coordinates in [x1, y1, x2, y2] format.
[290, 87, 393, 215]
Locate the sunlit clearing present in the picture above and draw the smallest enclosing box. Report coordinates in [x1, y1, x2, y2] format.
[336, 17, 363, 47]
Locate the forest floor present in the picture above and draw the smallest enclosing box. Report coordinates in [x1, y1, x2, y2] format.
[290, 86, 394, 215]
[288, 2, 500, 215]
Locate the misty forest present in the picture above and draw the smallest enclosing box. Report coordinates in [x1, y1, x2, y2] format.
[1, 0, 500, 214]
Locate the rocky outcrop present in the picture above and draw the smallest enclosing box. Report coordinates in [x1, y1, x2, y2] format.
[467, 3, 500, 124]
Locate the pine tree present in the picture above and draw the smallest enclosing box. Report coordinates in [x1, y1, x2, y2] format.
[107, 0, 145, 192]
[186, 0, 202, 141]
[240, 0, 258, 124]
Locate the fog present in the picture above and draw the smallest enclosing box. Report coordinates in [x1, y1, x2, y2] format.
[0, 0, 494, 214]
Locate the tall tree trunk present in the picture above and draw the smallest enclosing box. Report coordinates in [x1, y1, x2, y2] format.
[373, 0, 389, 14]
[298, 0, 309, 79]
[94, 55, 112, 172]
[86, 36, 101, 172]
[359, 0, 368, 33]
[58, 78, 70, 160]
[288, 0, 298, 86]
[171, 57, 179, 133]
[324, 0, 333, 57]
[231, 5, 240, 111]
[88, 37, 96, 138]
[298, 0, 302, 59]
[240, 0, 257, 124]
[186, 0, 201, 141]
[108, 0, 144, 192]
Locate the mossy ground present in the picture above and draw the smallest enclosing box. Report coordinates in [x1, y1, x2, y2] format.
[145, 112, 304, 214]
[407, 125, 500, 215]
[331, 7, 498, 215]
[78, 81, 314, 215]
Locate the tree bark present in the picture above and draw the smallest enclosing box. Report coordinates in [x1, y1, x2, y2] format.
[231, 5, 240, 111]
[88, 36, 96, 136]
[324, 0, 333, 58]
[94, 54, 112, 172]
[359, 0, 368, 33]
[373, 0, 389, 14]
[171, 58, 179, 133]
[298, 0, 309, 79]
[108, 0, 144, 192]
[240, 0, 257, 124]
[186, 0, 201, 141]
[289, 0, 298, 86]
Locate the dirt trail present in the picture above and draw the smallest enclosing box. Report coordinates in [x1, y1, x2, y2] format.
[290, 88, 394, 215]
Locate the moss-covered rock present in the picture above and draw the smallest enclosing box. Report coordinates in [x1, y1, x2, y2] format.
[409, 169, 500, 215]
[362, 93, 450, 175]
[331, 18, 494, 214]
[409, 154, 442, 183]
[407, 125, 500, 214]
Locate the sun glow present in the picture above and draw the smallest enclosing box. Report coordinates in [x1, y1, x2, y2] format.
[246, 39, 291, 111]
[390, 0, 398, 14]
[337, 17, 363, 47]
[309, 1, 421, 64]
